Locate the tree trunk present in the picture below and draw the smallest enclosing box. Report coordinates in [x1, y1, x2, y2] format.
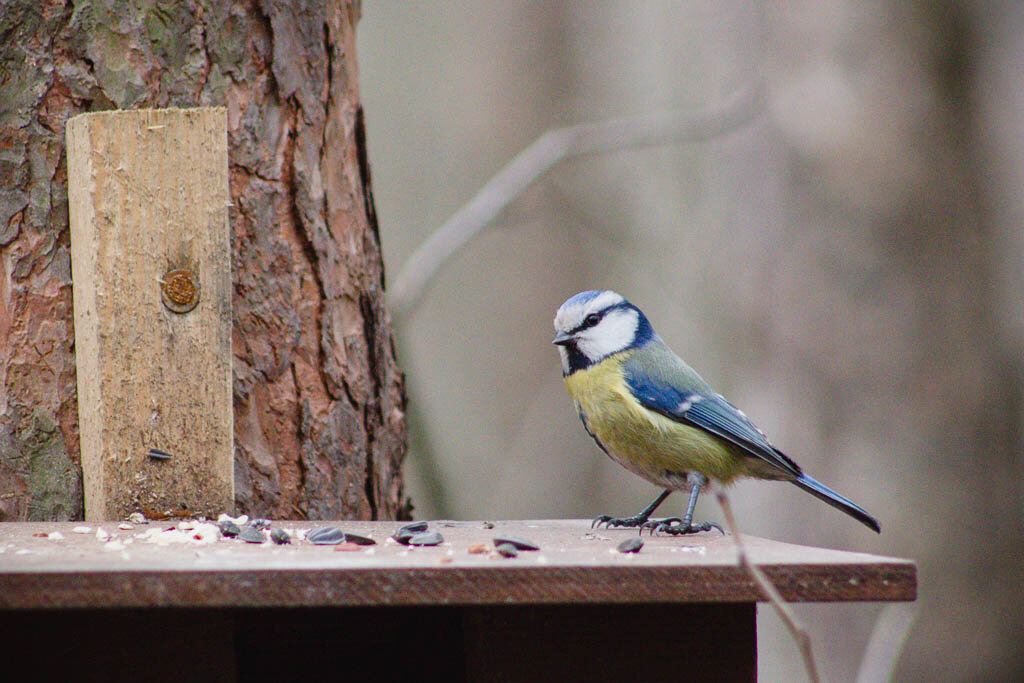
[0, 0, 408, 521]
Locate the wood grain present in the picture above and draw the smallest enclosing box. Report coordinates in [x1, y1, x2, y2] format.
[66, 108, 233, 521]
[0, 520, 916, 608]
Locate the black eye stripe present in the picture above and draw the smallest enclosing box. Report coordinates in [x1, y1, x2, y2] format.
[567, 302, 637, 335]
[569, 311, 603, 335]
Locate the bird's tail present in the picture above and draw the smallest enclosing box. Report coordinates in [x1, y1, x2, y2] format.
[792, 473, 881, 533]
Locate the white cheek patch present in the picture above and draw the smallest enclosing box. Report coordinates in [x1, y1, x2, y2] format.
[576, 308, 638, 361]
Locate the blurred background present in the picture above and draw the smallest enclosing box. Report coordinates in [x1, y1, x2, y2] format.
[358, 2, 1023, 680]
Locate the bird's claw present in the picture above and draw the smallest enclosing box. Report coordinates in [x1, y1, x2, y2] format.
[592, 513, 662, 529]
[639, 517, 681, 535]
[645, 519, 724, 536]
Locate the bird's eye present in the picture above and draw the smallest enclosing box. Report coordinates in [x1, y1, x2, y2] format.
[584, 313, 601, 327]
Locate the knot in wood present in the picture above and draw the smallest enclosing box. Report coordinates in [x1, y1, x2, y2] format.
[161, 269, 200, 313]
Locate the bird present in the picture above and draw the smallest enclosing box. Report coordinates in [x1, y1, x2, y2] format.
[552, 290, 880, 535]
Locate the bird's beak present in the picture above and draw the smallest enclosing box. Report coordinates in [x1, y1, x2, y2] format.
[552, 331, 574, 346]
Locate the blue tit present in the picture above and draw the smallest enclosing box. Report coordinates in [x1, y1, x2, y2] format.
[553, 290, 880, 534]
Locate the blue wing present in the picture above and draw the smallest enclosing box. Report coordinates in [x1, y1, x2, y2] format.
[623, 354, 802, 479]
[622, 347, 881, 533]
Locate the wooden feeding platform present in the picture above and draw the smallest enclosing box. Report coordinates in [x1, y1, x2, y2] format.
[13, 107, 915, 680]
[0, 518, 915, 680]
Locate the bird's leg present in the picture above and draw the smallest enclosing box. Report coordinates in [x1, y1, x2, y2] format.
[641, 474, 723, 535]
[592, 489, 673, 529]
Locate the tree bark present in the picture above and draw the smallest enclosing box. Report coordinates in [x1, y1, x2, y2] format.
[0, 0, 408, 521]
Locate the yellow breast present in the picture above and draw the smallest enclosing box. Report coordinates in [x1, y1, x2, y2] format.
[563, 356, 746, 486]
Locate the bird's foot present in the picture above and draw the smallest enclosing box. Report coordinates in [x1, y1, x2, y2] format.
[642, 519, 724, 536]
[592, 513, 670, 529]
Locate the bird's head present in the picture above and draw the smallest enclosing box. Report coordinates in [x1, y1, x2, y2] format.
[552, 290, 658, 375]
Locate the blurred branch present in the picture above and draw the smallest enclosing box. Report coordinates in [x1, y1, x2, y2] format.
[389, 82, 766, 318]
[855, 603, 918, 683]
[716, 490, 820, 683]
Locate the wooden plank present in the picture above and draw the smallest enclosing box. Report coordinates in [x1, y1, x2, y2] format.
[0, 520, 916, 608]
[66, 108, 233, 521]
[463, 604, 756, 682]
[0, 605, 754, 682]
[0, 609, 236, 681]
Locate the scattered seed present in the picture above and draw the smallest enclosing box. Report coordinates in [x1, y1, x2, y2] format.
[392, 521, 428, 545]
[334, 542, 362, 552]
[147, 448, 172, 460]
[617, 537, 644, 554]
[307, 526, 345, 545]
[495, 543, 518, 558]
[492, 535, 539, 551]
[342, 532, 376, 546]
[481, 521, 495, 530]
[217, 520, 241, 537]
[467, 543, 490, 554]
[270, 528, 291, 545]
[249, 518, 271, 531]
[408, 531, 444, 546]
[239, 526, 266, 543]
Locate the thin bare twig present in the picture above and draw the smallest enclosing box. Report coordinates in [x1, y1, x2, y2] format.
[389, 83, 766, 317]
[716, 490, 820, 683]
[855, 603, 918, 683]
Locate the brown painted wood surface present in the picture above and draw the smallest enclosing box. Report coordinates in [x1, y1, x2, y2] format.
[0, 519, 916, 608]
[66, 108, 233, 522]
[0, 604, 758, 682]
[462, 603, 757, 682]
